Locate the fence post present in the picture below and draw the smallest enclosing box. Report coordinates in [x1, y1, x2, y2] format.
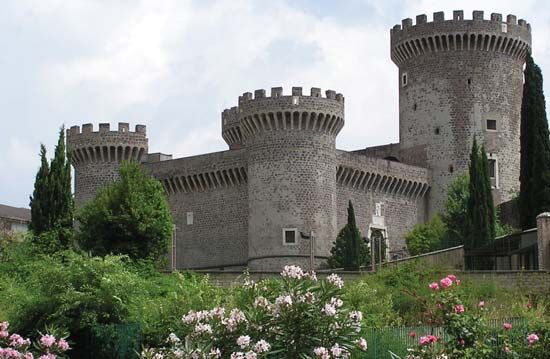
[536, 212, 550, 270]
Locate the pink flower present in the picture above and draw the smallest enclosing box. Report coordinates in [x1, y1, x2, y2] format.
[24, 353, 34, 359]
[527, 333, 539, 346]
[440, 277, 452, 288]
[40, 334, 56, 348]
[503, 323, 513, 330]
[458, 339, 465, 346]
[436, 303, 443, 309]
[409, 331, 416, 338]
[356, 338, 368, 351]
[57, 338, 70, 351]
[527, 302, 533, 309]
[479, 300, 485, 308]
[419, 335, 438, 346]
[454, 304, 465, 314]
[38, 354, 56, 359]
[429, 282, 439, 291]
[447, 274, 457, 282]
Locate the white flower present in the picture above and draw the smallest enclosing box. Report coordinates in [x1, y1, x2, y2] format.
[209, 348, 221, 358]
[194, 323, 213, 334]
[357, 337, 368, 351]
[275, 295, 293, 308]
[209, 307, 225, 319]
[237, 335, 251, 349]
[182, 310, 197, 324]
[281, 265, 305, 279]
[167, 333, 181, 343]
[244, 351, 257, 359]
[327, 274, 344, 289]
[322, 303, 337, 316]
[254, 339, 271, 353]
[330, 297, 343, 308]
[230, 352, 245, 359]
[349, 311, 363, 322]
[254, 296, 269, 308]
[313, 347, 330, 359]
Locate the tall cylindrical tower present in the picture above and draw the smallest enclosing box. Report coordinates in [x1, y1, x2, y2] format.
[391, 10, 531, 215]
[239, 86, 345, 270]
[66, 122, 148, 207]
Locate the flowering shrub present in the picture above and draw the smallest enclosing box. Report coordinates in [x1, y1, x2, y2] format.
[141, 266, 368, 358]
[0, 321, 69, 358]
[399, 274, 546, 359]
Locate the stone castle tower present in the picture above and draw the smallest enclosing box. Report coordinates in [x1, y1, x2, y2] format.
[391, 11, 531, 214]
[66, 10, 531, 271]
[66, 123, 148, 207]
[233, 87, 344, 270]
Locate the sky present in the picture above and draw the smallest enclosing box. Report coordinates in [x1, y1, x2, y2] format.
[1, 0, 549, 208]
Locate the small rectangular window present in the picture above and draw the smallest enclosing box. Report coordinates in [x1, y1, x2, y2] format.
[186, 212, 193, 225]
[486, 119, 497, 130]
[282, 228, 297, 245]
[292, 96, 299, 105]
[402, 73, 408, 87]
[488, 159, 496, 178]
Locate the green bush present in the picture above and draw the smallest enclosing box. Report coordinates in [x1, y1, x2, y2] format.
[404, 215, 448, 256]
[77, 161, 173, 262]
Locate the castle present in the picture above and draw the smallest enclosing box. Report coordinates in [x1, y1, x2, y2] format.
[66, 10, 531, 271]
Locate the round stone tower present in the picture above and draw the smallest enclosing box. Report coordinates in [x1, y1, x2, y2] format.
[237, 86, 344, 270]
[66, 122, 148, 207]
[391, 10, 531, 215]
[222, 106, 243, 150]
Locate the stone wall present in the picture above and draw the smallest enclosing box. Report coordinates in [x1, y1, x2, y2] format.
[145, 149, 249, 269]
[336, 150, 430, 256]
[383, 245, 464, 270]
[391, 11, 531, 216]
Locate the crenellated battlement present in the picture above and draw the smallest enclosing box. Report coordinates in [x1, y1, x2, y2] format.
[237, 86, 344, 104]
[234, 86, 345, 139]
[67, 122, 147, 136]
[390, 10, 531, 65]
[66, 122, 148, 166]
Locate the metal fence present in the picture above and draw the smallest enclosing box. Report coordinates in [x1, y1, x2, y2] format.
[360, 318, 528, 358]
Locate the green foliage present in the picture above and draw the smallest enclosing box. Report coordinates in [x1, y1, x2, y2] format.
[405, 214, 448, 256]
[520, 52, 550, 230]
[466, 139, 496, 251]
[77, 161, 173, 261]
[328, 200, 370, 270]
[442, 173, 469, 247]
[29, 127, 75, 252]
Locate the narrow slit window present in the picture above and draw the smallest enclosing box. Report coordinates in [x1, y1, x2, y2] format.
[402, 73, 408, 87]
[488, 159, 496, 178]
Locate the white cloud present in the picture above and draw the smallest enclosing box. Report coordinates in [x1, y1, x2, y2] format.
[0, 0, 549, 207]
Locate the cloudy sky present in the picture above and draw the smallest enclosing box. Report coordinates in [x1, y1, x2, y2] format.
[1, 0, 549, 208]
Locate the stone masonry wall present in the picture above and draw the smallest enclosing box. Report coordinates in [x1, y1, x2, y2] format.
[336, 151, 430, 257]
[145, 149, 249, 269]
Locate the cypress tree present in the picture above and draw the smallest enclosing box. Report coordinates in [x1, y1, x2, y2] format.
[519, 52, 550, 229]
[29, 144, 50, 233]
[328, 200, 369, 270]
[466, 139, 495, 250]
[29, 127, 74, 249]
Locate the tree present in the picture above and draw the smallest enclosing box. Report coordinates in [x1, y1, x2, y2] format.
[29, 127, 75, 251]
[328, 200, 370, 270]
[405, 214, 448, 256]
[77, 162, 173, 261]
[520, 52, 550, 229]
[466, 138, 495, 253]
[29, 144, 50, 234]
[442, 173, 469, 248]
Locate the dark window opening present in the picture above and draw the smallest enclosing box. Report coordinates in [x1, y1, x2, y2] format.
[413, 103, 417, 111]
[467, 78, 472, 85]
[435, 127, 440, 135]
[284, 230, 296, 244]
[449, 165, 454, 173]
[486, 119, 497, 130]
[402, 73, 408, 86]
[489, 159, 496, 178]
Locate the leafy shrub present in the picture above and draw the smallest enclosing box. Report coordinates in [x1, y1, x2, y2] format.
[77, 161, 173, 262]
[141, 266, 369, 358]
[405, 215, 448, 256]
